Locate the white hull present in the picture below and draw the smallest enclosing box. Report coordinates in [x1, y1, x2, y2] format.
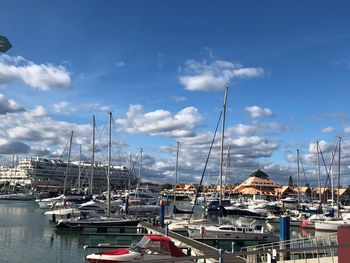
[187, 224, 279, 242]
[314, 220, 350, 231]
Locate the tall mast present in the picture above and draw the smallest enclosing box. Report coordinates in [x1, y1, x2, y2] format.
[297, 149, 300, 205]
[219, 87, 228, 205]
[63, 131, 73, 196]
[78, 144, 82, 190]
[225, 146, 230, 185]
[128, 154, 132, 191]
[90, 115, 96, 195]
[316, 141, 322, 202]
[337, 137, 341, 217]
[330, 151, 335, 209]
[136, 148, 143, 194]
[174, 141, 180, 206]
[107, 112, 112, 217]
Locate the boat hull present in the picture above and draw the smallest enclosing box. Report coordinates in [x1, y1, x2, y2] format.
[54, 219, 139, 229]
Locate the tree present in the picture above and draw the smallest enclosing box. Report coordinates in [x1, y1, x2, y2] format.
[288, 174, 293, 187]
[161, 183, 173, 190]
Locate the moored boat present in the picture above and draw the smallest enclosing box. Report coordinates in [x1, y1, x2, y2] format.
[85, 235, 190, 263]
[54, 215, 139, 229]
[187, 223, 279, 242]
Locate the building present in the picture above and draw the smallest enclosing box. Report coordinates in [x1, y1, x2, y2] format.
[233, 169, 280, 199]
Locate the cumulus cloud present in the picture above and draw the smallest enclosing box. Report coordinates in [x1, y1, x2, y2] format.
[179, 59, 264, 91]
[0, 55, 71, 91]
[23, 105, 47, 119]
[308, 140, 333, 154]
[83, 103, 110, 112]
[53, 101, 69, 113]
[0, 94, 25, 114]
[52, 101, 76, 114]
[0, 141, 30, 154]
[322, 126, 334, 134]
[171, 96, 186, 103]
[116, 104, 203, 137]
[245, 105, 273, 118]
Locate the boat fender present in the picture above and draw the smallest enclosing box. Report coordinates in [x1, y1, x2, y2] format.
[200, 226, 206, 238]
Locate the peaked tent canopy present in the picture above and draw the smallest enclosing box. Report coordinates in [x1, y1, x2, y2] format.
[248, 169, 269, 179]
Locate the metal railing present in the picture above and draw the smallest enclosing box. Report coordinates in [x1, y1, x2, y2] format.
[239, 232, 338, 263]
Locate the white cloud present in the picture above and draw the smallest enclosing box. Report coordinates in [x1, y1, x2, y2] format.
[0, 94, 24, 114]
[116, 61, 125, 67]
[116, 104, 203, 137]
[179, 59, 264, 91]
[245, 105, 273, 118]
[53, 101, 69, 113]
[0, 55, 71, 91]
[23, 105, 47, 118]
[308, 140, 332, 154]
[344, 127, 350, 134]
[83, 103, 110, 112]
[321, 126, 334, 134]
[171, 96, 186, 103]
[230, 124, 257, 136]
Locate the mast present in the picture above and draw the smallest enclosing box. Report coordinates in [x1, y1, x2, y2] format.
[128, 154, 132, 191]
[219, 87, 228, 205]
[90, 115, 96, 195]
[297, 149, 300, 205]
[337, 137, 341, 217]
[330, 152, 334, 209]
[173, 141, 180, 207]
[78, 144, 82, 190]
[107, 112, 112, 217]
[138, 148, 143, 189]
[63, 131, 73, 196]
[316, 141, 322, 202]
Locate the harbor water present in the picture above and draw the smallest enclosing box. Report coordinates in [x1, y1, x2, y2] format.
[0, 200, 318, 263]
[0, 200, 87, 263]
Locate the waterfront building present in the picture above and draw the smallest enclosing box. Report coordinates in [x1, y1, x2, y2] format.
[0, 157, 137, 193]
[232, 169, 280, 198]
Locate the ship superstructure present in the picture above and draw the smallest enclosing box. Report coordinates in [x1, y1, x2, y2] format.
[0, 157, 137, 192]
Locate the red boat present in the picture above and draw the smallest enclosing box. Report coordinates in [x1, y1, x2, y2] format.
[85, 235, 190, 263]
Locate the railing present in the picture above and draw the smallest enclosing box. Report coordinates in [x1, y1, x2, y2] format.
[239, 232, 338, 263]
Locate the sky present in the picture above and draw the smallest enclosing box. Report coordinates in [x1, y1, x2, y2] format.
[1, 0, 350, 187]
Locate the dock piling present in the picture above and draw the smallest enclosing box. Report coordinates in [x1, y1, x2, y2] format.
[159, 199, 165, 228]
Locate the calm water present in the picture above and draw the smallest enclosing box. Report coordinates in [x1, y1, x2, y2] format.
[0, 200, 317, 263]
[0, 200, 87, 263]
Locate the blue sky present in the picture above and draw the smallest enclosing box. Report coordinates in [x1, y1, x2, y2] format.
[1, 1, 350, 186]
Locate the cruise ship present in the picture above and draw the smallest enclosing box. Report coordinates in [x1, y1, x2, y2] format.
[0, 157, 137, 192]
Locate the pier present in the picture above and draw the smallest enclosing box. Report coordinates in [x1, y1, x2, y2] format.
[81, 219, 350, 263]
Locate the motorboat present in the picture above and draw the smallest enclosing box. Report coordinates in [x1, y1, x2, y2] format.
[187, 223, 279, 242]
[314, 219, 350, 231]
[54, 214, 139, 229]
[0, 193, 33, 200]
[44, 207, 83, 222]
[126, 188, 159, 204]
[79, 199, 123, 214]
[168, 218, 209, 232]
[119, 203, 159, 215]
[85, 235, 190, 263]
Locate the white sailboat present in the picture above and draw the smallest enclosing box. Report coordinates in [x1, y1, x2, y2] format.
[54, 112, 139, 229]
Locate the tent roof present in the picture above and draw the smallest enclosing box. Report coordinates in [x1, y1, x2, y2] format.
[249, 169, 269, 179]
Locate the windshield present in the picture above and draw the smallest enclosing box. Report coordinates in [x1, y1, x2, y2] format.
[131, 237, 171, 255]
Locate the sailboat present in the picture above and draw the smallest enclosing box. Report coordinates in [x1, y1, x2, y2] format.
[172, 141, 193, 216]
[314, 137, 350, 231]
[187, 87, 278, 241]
[54, 112, 139, 229]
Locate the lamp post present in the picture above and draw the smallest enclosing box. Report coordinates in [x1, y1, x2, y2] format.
[0, 36, 12, 53]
